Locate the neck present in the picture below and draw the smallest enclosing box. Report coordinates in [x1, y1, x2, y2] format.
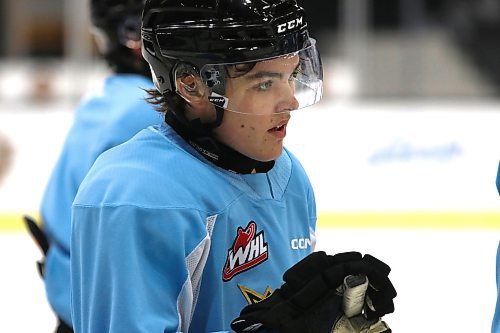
[165, 111, 275, 174]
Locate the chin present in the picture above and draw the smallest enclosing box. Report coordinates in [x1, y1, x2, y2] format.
[254, 147, 283, 162]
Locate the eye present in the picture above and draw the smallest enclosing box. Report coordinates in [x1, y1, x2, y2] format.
[255, 80, 273, 91]
[289, 67, 300, 81]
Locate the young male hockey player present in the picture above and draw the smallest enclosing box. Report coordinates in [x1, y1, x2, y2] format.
[70, 0, 396, 332]
[29, 0, 160, 331]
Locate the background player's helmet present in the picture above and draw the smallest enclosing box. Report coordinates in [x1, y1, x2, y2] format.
[90, 0, 150, 76]
[141, 0, 323, 114]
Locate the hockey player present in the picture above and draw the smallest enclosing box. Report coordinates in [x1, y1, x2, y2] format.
[495, 242, 500, 333]
[70, 0, 396, 332]
[0, 132, 13, 184]
[28, 0, 160, 332]
[493, 163, 500, 333]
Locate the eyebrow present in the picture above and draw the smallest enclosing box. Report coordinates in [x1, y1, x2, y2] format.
[245, 71, 282, 81]
[245, 63, 300, 81]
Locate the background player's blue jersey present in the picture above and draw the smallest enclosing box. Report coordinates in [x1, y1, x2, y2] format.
[494, 242, 500, 333]
[497, 161, 500, 198]
[494, 163, 500, 333]
[71, 122, 317, 333]
[40, 74, 160, 325]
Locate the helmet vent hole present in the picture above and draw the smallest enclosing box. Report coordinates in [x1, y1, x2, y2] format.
[143, 40, 155, 56]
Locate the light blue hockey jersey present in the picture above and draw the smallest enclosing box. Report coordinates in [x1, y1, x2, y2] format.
[494, 242, 500, 333]
[71, 122, 317, 333]
[40, 74, 160, 325]
[497, 161, 500, 197]
[494, 164, 499, 333]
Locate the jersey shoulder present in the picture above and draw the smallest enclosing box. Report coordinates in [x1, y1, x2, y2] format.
[74, 125, 244, 212]
[282, 146, 313, 188]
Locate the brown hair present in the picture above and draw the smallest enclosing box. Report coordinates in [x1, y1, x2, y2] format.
[144, 88, 190, 115]
[144, 88, 166, 112]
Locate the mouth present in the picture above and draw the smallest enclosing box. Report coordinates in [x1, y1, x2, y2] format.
[268, 120, 288, 139]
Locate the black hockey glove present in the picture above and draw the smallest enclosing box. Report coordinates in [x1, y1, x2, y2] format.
[23, 215, 49, 278]
[230, 251, 396, 333]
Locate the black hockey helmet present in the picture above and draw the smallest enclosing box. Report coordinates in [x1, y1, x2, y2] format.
[90, 0, 150, 76]
[141, 0, 323, 114]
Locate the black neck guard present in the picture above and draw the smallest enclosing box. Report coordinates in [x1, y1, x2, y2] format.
[165, 111, 275, 174]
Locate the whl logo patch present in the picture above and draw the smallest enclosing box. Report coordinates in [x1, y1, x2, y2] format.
[223, 221, 268, 281]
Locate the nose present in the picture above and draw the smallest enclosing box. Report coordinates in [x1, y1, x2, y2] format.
[289, 95, 300, 110]
[276, 83, 299, 112]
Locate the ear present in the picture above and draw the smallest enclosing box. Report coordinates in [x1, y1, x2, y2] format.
[176, 74, 216, 121]
[176, 74, 207, 105]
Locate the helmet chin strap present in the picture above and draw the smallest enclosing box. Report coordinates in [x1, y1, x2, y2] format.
[164, 106, 275, 174]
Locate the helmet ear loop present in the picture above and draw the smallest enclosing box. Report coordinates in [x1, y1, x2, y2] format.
[210, 105, 225, 129]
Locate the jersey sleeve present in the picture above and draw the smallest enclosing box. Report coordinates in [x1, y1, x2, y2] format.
[70, 204, 214, 333]
[494, 243, 500, 333]
[307, 183, 317, 230]
[307, 184, 317, 251]
[496, 161, 499, 194]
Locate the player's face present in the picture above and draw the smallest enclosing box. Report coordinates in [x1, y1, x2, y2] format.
[212, 55, 300, 162]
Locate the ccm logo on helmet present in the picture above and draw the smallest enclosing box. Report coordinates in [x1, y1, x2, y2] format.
[277, 17, 304, 34]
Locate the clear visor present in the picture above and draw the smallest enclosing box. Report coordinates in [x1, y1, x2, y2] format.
[175, 38, 323, 115]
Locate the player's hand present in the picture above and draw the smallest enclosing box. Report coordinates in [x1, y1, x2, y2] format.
[230, 251, 397, 333]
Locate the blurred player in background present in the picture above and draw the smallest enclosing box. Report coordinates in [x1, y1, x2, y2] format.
[495, 241, 500, 333]
[0, 132, 13, 185]
[493, 163, 500, 333]
[70, 0, 396, 332]
[26, 0, 160, 331]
